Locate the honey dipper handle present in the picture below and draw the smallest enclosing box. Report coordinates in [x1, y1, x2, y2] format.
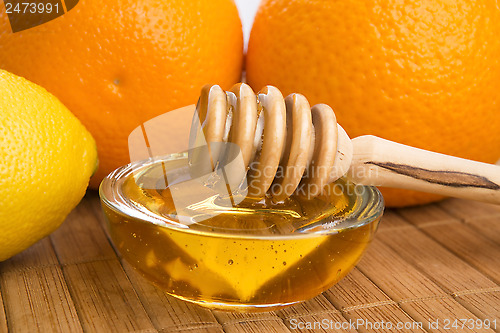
[349, 135, 500, 204]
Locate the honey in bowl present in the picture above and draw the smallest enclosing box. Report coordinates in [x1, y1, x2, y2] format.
[100, 153, 384, 312]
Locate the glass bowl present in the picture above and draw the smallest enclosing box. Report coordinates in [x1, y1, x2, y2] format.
[99, 153, 384, 312]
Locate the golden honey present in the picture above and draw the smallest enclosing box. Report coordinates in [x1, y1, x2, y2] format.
[100, 154, 383, 312]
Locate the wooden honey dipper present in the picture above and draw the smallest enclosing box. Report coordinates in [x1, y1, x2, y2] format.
[189, 83, 500, 204]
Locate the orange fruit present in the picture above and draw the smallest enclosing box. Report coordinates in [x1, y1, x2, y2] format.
[246, 0, 500, 207]
[0, 0, 243, 188]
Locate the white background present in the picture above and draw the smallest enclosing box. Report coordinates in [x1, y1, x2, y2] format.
[234, 0, 261, 49]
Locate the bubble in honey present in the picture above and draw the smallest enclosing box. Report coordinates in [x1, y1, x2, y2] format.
[228, 259, 234, 265]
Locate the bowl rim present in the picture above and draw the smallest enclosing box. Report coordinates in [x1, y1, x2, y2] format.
[99, 153, 385, 240]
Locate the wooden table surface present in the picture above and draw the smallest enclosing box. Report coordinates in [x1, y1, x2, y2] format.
[0, 191, 499, 332]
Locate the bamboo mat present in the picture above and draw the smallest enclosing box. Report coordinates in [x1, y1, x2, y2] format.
[0, 192, 499, 333]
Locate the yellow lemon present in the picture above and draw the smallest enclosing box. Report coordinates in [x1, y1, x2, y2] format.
[0, 70, 98, 261]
